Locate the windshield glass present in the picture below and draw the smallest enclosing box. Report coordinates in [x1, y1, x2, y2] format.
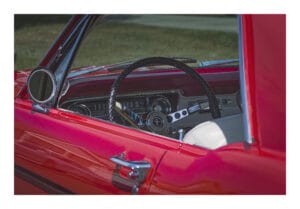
[72, 15, 238, 68]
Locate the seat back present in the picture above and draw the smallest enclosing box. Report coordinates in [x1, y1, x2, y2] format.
[183, 114, 244, 150]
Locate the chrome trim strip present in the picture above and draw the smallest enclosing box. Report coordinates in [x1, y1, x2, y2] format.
[238, 16, 252, 144]
[15, 165, 74, 194]
[168, 108, 189, 123]
[67, 66, 105, 79]
[37, 16, 74, 68]
[198, 58, 239, 67]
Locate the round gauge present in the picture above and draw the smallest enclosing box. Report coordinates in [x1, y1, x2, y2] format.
[146, 111, 169, 135]
[150, 96, 172, 114]
[68, 104, 91, 116]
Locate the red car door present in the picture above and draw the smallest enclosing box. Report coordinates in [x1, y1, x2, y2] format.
[15, 98, 180, 194]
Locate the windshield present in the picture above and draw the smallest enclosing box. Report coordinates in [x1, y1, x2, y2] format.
[72, 15, 238, 69]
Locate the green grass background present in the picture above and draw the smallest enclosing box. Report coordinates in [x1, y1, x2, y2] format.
[15, 15, 238, 70]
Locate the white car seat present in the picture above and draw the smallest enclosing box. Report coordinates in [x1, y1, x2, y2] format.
[183, 113, 244, 150]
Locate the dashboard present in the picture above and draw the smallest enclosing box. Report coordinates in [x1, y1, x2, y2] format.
[61, 90, 178, 119]
[61, 89, 241, 139]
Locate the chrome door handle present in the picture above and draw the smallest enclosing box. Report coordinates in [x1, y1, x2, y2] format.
[110, 154, 151, 194]
[110, 156, 151, 170]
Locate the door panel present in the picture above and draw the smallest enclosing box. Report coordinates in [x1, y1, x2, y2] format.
[150, 142, 285, 194]
[15, 99, 176, 194]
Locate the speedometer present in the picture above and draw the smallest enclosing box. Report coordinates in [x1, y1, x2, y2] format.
[150, 96, 172, 114]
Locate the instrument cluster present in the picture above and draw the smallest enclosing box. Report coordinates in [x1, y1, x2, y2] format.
[62, 92, 178, 120]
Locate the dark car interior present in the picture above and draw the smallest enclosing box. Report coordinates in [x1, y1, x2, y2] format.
[58, 15, 244, 149]
[59, 61, 243, 149]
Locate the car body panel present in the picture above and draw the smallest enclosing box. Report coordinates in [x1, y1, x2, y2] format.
[150, 142, 285, 194]
[15, 97, 183, 194]
[241, 15, 286, 151]
[15, 176, 48, 194]
[14, 66, 239, 194]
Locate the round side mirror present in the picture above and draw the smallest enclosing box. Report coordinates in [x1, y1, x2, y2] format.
[27, 68, 56, 104]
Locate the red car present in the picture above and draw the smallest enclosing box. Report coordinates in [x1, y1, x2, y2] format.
[14, 14, 285, 194]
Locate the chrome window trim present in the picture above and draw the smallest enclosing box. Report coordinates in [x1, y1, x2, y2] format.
[238, 15, 252, 144]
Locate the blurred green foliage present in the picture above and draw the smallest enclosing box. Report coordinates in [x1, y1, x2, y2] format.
[15, 15, 238, 70]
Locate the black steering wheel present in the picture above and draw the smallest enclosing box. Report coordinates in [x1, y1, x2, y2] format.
[108, 57, 221, 133]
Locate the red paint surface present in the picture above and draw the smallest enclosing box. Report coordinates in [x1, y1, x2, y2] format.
[242, 15, 286, 151]
[15, 98, 180, 194]
[15, 176, 47, 194]
[150, 142, 285, 194]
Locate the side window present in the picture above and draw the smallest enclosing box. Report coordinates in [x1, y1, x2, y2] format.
[73, 15, 238, 68]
